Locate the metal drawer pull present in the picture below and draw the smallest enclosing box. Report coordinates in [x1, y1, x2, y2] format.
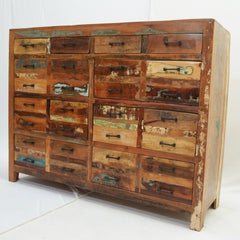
[106, 111, 122, 116]
[61, 147, 74, 152]
[102, 175, 119, 182]
[161, 92, 180, 98]
[163, 67, 181, 72]
[23, 140, 35, 145]
[23, 84, 34, 88]
[157, 188, 173, 195]
[161, 116, 178, 122]
[60, 108, 74, 112]
[62, 42, 76, 47]
[24, 103, 35, 107]
[59, 128, 74, 132]
[109, 41, 124, 46]
[108, 66, 124, 71]
[21, 43, 35, 48]
[108, 89, 122, 93]
[21, 121, 34, 127]
[105, 134, 120, 138]
[106, 154, 120, 160]
[159, 165, 175, 172]
[61, 86, 75, 91]
[62, 64, 75, 69]
[23, 64, 35, 68]
[22, 158, 35, 164]
[159, 141, 176, 147]
[60, 167, 74, 172]
[164, 40, 181, 46]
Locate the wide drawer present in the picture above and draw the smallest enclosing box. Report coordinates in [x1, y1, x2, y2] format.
[14, 39, 48, 54]
[51, 37, 90, 54]
[92, 147, 137, 191]
[15, 97, 47, 114]
[142, 109, 198, 156]
[146, 34, 202, 54]
[94, 36, 141, 53]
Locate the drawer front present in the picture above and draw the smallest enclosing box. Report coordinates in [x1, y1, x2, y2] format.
[14, 39, 48, 54]
[49, 80, 89, 98]
[50, 140, 88, 162]
[15, 114, 46, 133]
[15, 97, 47, 114]
[141, 178, 192, 203]
[146, 34, 202, 54]
[147, 61, 201, 80]
[15, 79, 47, 94]
[16, 154, 46, 167]
[94, 36, 141, 53]
[50, 100, 88, 124]
[94, 59, 141, 100]
[50, 59, 89, 81]
[142, 109, 198, 156]
[51, 37, 90, 54]
[49, 122, 88, 141]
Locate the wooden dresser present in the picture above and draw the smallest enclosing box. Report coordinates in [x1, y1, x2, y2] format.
[9, 19, 230, 230]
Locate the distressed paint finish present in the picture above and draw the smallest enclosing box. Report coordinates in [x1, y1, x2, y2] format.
[14, 39, 47, 54]
[16, 59, 47, 69]
[16, 154, 46, 167]
[91, 29, 121, 36]
[94, 119, 137, 131]
[135, 28, 168, 35]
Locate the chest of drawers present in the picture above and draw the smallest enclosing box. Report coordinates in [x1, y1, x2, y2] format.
[9, 19, 230, 231]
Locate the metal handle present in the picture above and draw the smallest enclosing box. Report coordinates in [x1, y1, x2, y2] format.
[106, 154, 120, 160]
[24, 103, 35, 107]
[161, 92, 180, 98]
[59, 128, 74, 132]
[108, 89, 122, 93]
[106, 111, 122, 117]
[163, 67, 181, 72]
[159, 165, 175, 172]
[21, 43, 35, 48]
[61, 42, 76, 47]
[21, 121, 34, 127]
[60, 108, 74, 112]
[23, 140, 35, 145]
[23, 84, 34, 88]
[109, 41, 124, 46]
[22, 158, 35, 163]
[157, 188, 173, 195]
[163, 38, 181, 46]
[161, 116, 177, 122]
[61, 86, 75, 91]
[160, 141, 176, 147]
[61, 147, 74, 152]
[23, 64, 35, 68]
[60, 167, 74, 172]
[108, 66, 124, 71]
[62, 64, 75, 69]
[105, 134, 120, 138]
[102, 175, 119, 182]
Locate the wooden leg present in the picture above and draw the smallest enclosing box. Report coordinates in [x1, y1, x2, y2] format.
[211, 197, 219, 209]
[9, 171, 19, 182]
[190, 203, 205, 231]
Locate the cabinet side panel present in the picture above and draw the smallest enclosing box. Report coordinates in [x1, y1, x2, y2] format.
[203, 22, 230, 211]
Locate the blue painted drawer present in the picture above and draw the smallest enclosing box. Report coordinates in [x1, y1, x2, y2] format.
[16, 155, 45, 167]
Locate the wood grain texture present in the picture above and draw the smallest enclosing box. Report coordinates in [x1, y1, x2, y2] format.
[14, 39, 48, 54]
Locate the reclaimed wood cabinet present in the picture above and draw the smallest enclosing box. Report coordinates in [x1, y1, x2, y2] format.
[9, 19, 230, 231]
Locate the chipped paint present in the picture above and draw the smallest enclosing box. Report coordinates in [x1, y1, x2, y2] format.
[16, 73, 38, 79]
[94, 119, 137, 131]
[50, 115, 87, 124]
[129, 124, 138, 131]
[76, 127, 84, 134]
[91, 29, 121, 36]
[145, 126, 169, 135]
[93, 173, 119, 187]
[53, 83, 89, 97]
[204, 86, 210, 105]
[16, 59, 47, 69]
[15, 30, 83, 38]
[135, 28, 168, 35]
[16, 154, 45, 167]
[183, 130, 197, 138]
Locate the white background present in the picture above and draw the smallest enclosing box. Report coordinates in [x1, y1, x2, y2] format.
[0, 0, 240, 238]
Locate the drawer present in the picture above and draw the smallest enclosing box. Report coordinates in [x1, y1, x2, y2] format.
[51, 37, 90, 54]
[92, 147, 137, 191]
[14, 39, 48, 54]
[15, 97, 47, 114]
[15, 79, 47, 94]
[94, 59, 141, 100]
[146, 34, 202, 54]
[49, 122, 88, 141]
[50, 140, 88, 162]
[142, 109, 198, 156]
[141, 155, 194, 187]
[50, 59, 89, 81]
[15, 114, 46, 133]
[94, 36, 141, 53]
[49, 80, 89, 98]
[50, 100, 88, 124]
[15, 154, 46, 167]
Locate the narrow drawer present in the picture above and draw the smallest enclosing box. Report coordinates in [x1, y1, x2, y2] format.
[51, 37, 90, 54]
[50, 59, 89, 81]
[15, 79, 47, 94]
[146, 34, 202, 54]
[16, 155, 46, 167]
[94, 59, 141, 100]
[142, 109, 198, 157]
[49, 80, 89, 98]
[14, 39, 48, 54]
[94, 36, 141, 53]
[92, 147, 137, 191]
[15, 97, 47, 114]
[15, 114, 46, 133]
[50, 100, 88, 124]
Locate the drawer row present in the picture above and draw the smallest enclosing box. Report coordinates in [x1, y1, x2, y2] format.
[15, 136, 194, 204]
[15, 58, 201, 104]
[14, 99, 198, 157]
[14, 34, 202, 55]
